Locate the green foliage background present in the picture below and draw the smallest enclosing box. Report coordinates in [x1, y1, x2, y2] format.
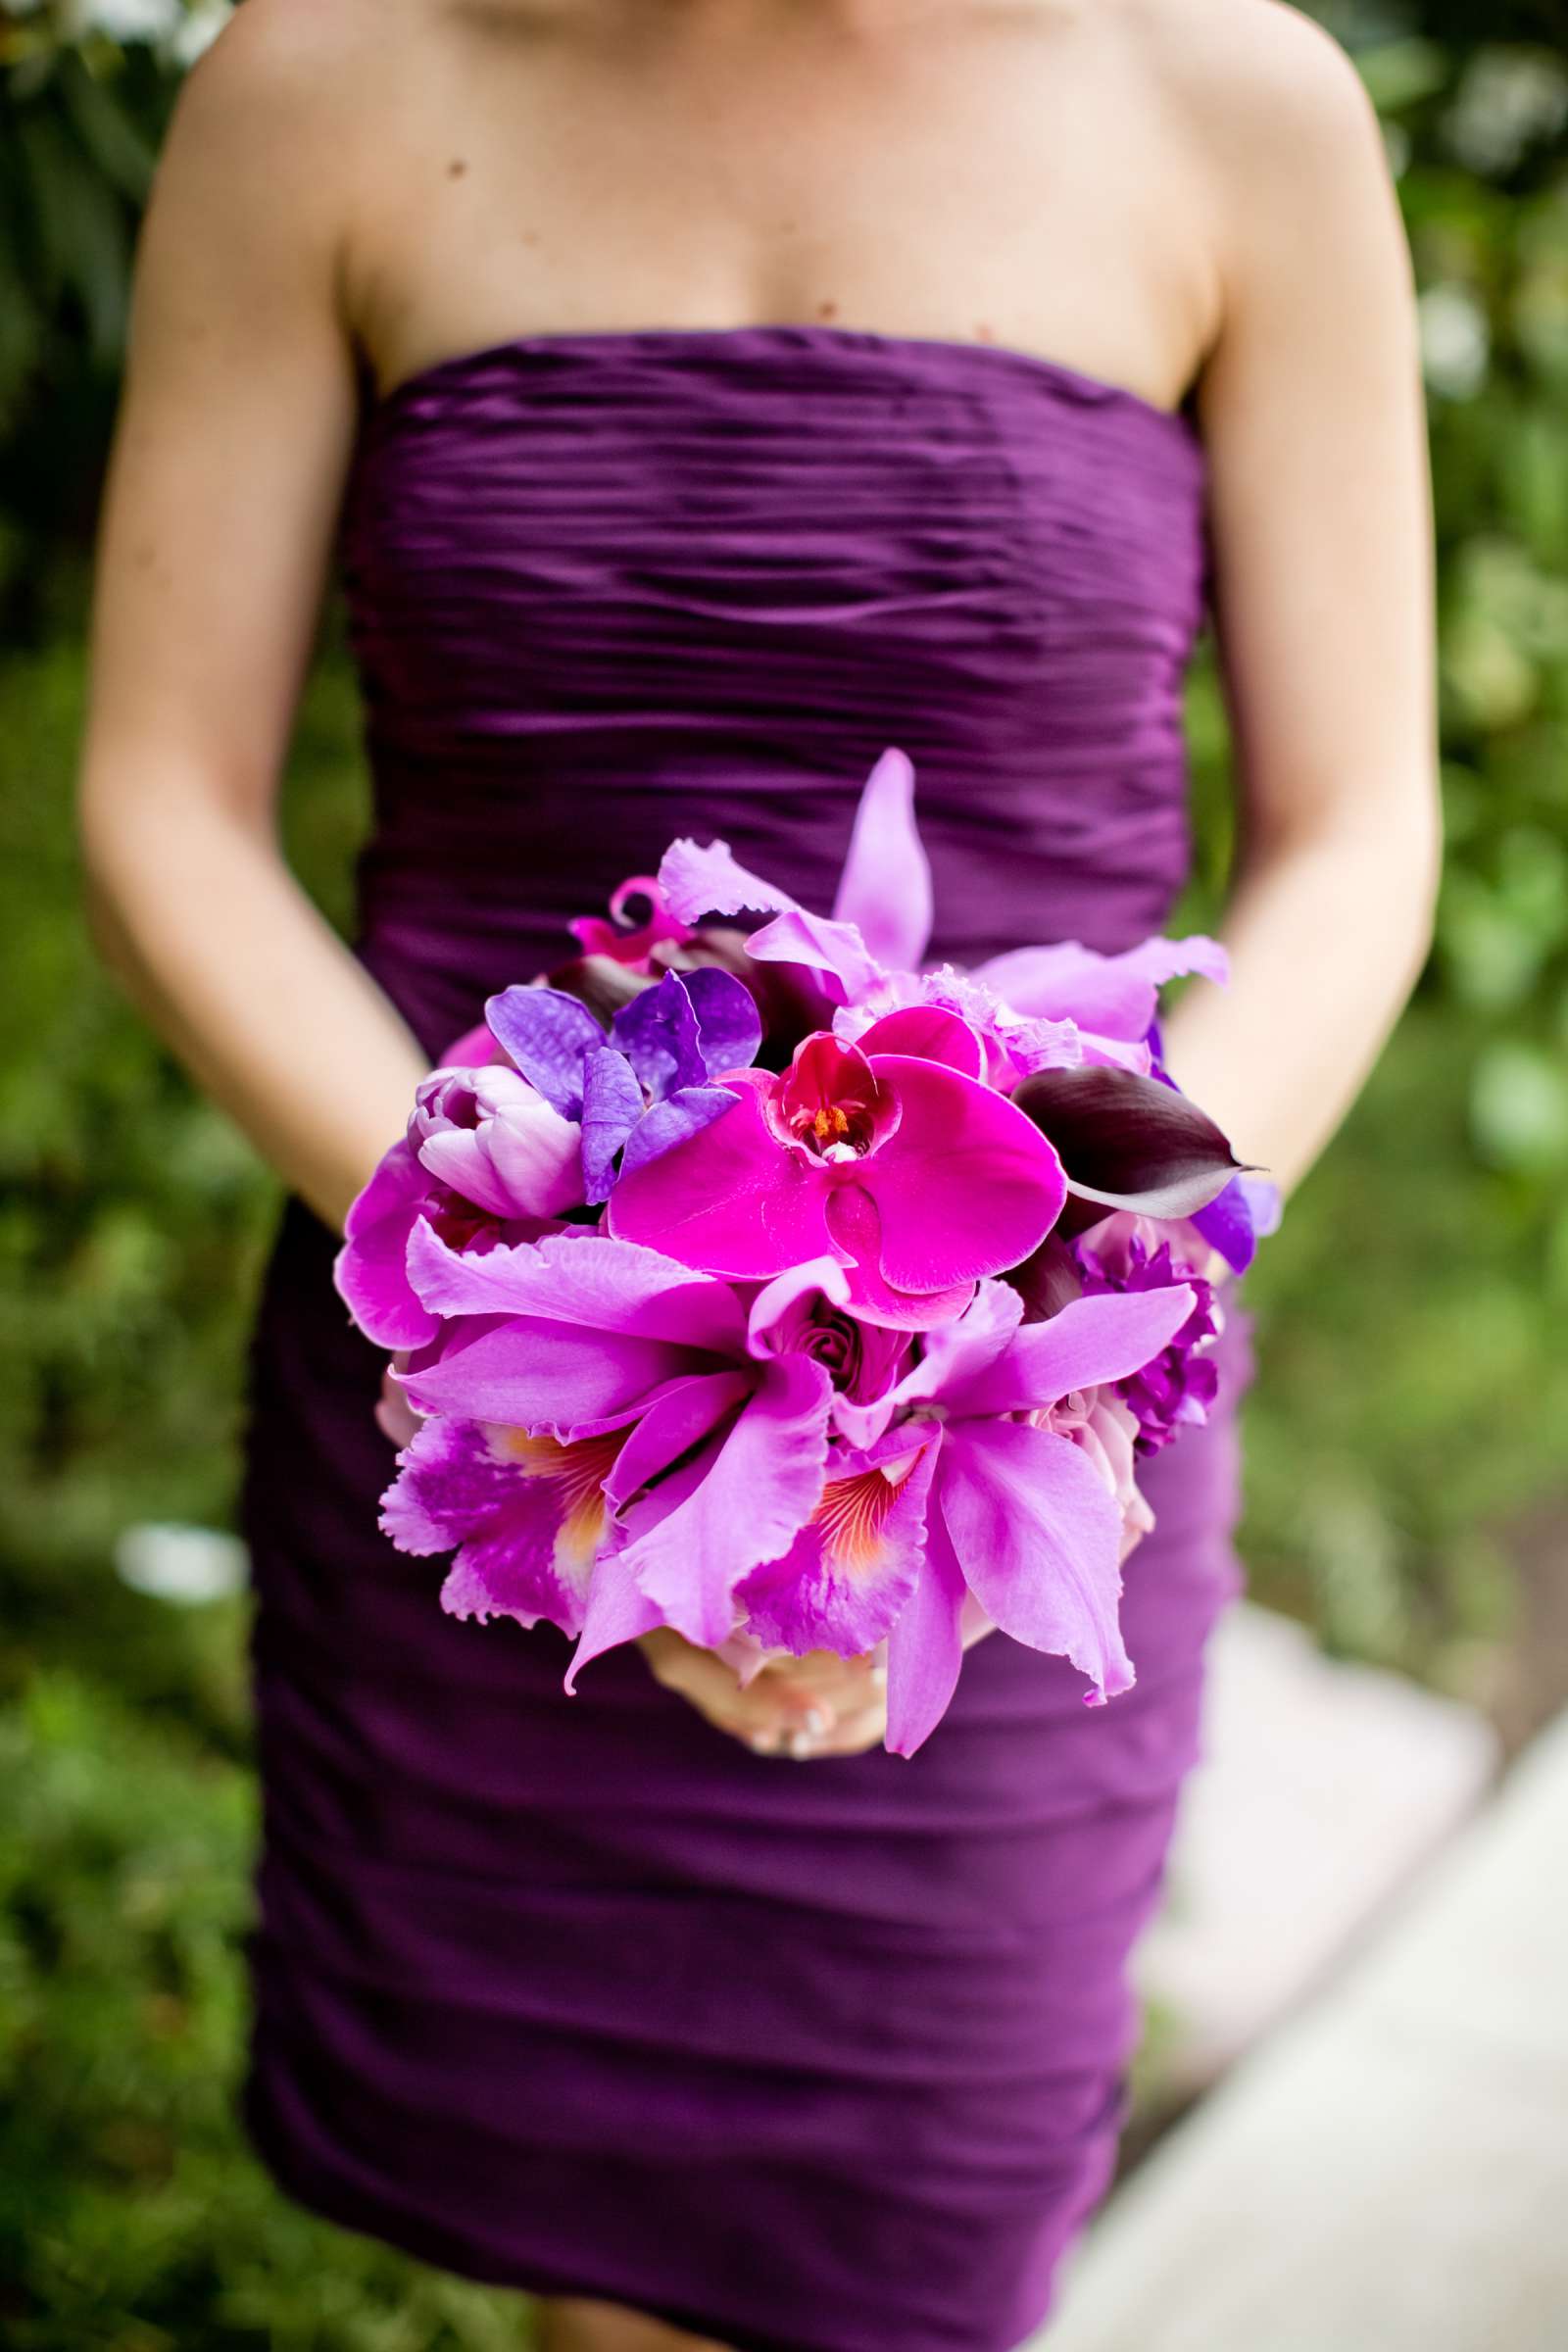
[2, 2, 1566, 2344]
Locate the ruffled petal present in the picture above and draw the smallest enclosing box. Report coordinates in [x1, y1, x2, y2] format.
[657, 835, 800, 925]
[381, 1416, 622, 1639]
[974, 934, 1229, 1040]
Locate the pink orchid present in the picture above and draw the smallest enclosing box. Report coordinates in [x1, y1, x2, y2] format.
[605, 1029, 1068, 1326]
[655, 746, 1228, 1077]
[862, 1277, 1197, 1754]
[382, 1229, 912, 1665]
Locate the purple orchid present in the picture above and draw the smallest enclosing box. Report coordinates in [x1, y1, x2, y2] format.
[606, 1029, 1068, 1326]
[1070, 1210, 1223, 1455]
[857, 1276, 1198, 1754]
[383, 1228, 913, 1664]
[333, 1061, 583, 1350]
[484, 966, 761, 1204]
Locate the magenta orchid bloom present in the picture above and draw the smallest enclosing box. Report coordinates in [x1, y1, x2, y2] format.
[566, 874, 696, 967]
[606, 1029, 1068, 1326]
[863, 1276, 1198, 1755]
[333, 1062, 584, 1350]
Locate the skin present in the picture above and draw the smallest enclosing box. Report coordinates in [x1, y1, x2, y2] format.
[77, 11, 1439, 2331]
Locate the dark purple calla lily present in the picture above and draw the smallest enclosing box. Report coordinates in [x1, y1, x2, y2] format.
[1010, 1063, 1257, 1225]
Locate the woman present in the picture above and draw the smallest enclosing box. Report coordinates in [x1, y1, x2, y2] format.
[76, 2, 1440, 2346]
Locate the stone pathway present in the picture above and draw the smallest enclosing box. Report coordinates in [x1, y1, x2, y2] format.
[1037, 1698, 1568, 2350]
[1135, 1601, 1499, 2100]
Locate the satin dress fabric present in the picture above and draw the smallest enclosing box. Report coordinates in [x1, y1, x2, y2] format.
[239, 323, 1255, 2352]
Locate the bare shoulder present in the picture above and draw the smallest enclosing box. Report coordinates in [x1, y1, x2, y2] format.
[154, 0, 415, 218]
[1126, 0, 1389, 203]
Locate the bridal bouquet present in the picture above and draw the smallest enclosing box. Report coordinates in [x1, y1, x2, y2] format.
[336, 751, 1277, 1754]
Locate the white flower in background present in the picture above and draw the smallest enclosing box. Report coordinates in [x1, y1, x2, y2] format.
[167, 0, 231, 66]
[63, 0, 182, 39]
[1444, 46, 1568, 178]
[115, 1522, 249, 1605]
[57, 0, 233, 59]
[1418, 284, 1491, 402]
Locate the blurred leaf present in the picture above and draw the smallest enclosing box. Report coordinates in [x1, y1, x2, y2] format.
[1469, 1038, 1568, 1173]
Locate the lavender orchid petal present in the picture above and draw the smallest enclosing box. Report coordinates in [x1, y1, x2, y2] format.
[616, 1355, 835, 1648]
[578, 1046, 646, 1203]
[938, 1420, 1135, 1703]
[975, 934, 1229, 1040]
[945, 1284, 1198, 1419]
[616, 1086, 741, 1181]
[610, 970, 709, 1100]
[744, 907, 885, 1005]
[656, 835, 801, 925]
[483, 986, 607, 1116]
[562, 1547, 668, 1692]
[829, 748, 934, 975]
[682, 963, 763, 1078]
[381, 1415, 620, 1639]
[737, 1432, 938, 1658]
[883, 1482, 969, 1758]
[394, 1317, 694, 1436]
[404, 1222, 747, 1354]
[601, 1369, 755, 1512]
[880, 1278, 1025, 1413]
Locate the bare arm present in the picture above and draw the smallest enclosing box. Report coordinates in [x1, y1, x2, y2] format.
[1152, 4, 1443, 1208]
[76, 2, 429, 1237]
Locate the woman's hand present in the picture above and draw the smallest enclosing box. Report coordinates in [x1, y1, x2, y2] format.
[637, 1630, 888, 1759]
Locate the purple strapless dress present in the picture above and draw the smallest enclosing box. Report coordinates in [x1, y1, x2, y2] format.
[239, 323, 1254, 2352]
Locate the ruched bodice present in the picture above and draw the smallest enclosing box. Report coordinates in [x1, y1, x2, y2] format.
[336, 322, 1210, 1055]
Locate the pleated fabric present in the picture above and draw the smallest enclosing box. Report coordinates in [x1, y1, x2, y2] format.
[240, 323, 1250, 2351]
